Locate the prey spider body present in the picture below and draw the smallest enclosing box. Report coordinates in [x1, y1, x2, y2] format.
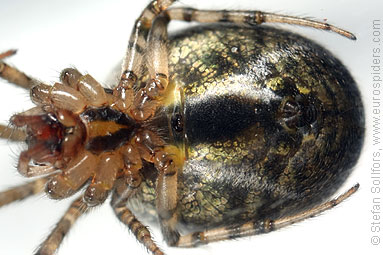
[0, 1, 364, 254]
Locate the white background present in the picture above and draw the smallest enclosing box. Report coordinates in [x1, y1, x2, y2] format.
[0, 0, 381, 254]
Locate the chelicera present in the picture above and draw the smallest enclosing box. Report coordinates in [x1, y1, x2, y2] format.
[0, 1, 364, 254]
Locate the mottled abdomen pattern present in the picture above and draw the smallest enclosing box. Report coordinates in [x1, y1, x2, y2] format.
[131, 24, 364, 231]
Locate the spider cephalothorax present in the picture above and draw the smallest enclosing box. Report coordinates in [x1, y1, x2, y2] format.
[10, 68, 182, 208]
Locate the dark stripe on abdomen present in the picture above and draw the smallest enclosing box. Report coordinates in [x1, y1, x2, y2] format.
[185, 95, 267, 144]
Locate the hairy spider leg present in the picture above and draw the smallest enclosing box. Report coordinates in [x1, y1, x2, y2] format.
[0, 49, 42, 89]
[164, 7, 356, 39]
[0, 50, 49, 205]
[0, 50, 40, 141]
[110, 0, 184, 248]
[113, 0, 176, 117]
[35, 196, 88, 255]
[0, 178, 47, 207]
[111, 179, 165, 255]
[175, 184, 359, 247]
[127, 126, 185, 247]
[129, 13, 171, 121]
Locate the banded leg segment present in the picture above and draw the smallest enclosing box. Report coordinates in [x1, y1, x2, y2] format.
[131, 14, 171, 121]
[0, 50, 40, 89]
[0, 178, 47, 207]
[121, 0, 176, 76]
[176, 184, 359, 247]
[115, 0, 176, 112]
[35, 197, 88, 255]
[113, 205, 164, 255]
[111, 180, 164, 255]
[165, 8, 356, 39]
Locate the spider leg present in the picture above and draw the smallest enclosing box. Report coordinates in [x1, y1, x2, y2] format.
[165, 8, 356, 40]
[175, 184, 359, 247]
[111, 179, 165, 255]
[114, 0, 176, 112]
[0, 123, 26, 141]
[130, 14, 170, 121]
[123, 10, 184, 242]
[152, 144, 185, 246]
[0, 177, 47, 207]
[116, 128, 185, 248]
[35, 196, 88, 255]
[130, 128, 184, 246]
[0, 49, 17, 59]
[121, 0, 176, 78]
[0, 50, 41, 89]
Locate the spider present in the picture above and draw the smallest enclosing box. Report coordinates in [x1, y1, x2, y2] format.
[0, 0, 365, 255]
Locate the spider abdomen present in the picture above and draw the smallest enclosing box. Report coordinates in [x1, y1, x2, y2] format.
[131, 24, 364, 230]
